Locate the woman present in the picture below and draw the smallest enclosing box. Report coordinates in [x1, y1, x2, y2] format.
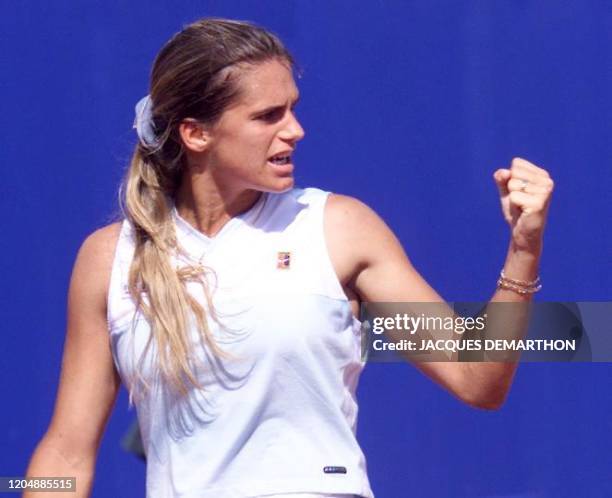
[25, 18, 554, 498]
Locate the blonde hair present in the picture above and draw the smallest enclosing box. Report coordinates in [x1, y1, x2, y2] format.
[120, 18, 293, 400]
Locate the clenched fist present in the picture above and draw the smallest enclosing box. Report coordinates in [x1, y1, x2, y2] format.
[493, 157, 554, 254]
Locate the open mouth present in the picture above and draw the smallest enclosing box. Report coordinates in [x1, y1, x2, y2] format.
[268, 154, 292, 165]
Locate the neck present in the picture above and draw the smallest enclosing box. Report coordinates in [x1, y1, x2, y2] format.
[174, 173, 261, 238]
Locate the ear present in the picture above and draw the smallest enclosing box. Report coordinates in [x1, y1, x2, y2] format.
[179, 119, 211, 152]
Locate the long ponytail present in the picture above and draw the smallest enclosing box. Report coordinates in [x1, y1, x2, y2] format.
[122, 149, 228, 402]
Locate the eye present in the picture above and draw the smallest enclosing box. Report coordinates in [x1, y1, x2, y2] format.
[257, 108, 285, 122]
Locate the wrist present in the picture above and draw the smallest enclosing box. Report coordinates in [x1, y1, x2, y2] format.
[508, 238, 543, 259]
[503, 240, 542, 283]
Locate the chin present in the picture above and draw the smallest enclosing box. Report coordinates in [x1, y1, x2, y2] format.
[263, 176, 295, 193]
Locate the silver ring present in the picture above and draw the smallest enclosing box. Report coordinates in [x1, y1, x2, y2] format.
[519, 179, 529, 192]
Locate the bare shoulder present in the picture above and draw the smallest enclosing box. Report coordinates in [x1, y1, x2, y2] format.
[324, 194, 373, 261]
[80, 221, 123, 257]
[70, 221, 123, 306]
[325, 193, 379, 225]
[325, 193, 403, 258]
[324, 194, 386, 245]
[324, 193, 402, 287]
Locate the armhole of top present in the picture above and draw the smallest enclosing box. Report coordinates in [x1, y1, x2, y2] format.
[317, 191, 364, 347]
[106, 219, 129, 331]
[318, 190, 353, 303]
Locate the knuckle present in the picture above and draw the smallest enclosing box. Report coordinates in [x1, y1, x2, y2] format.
[509, 191, 520, 202]
[540, 179, 554, 194]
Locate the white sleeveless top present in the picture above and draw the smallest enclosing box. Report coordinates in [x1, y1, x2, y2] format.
[107, 188, 374, 498]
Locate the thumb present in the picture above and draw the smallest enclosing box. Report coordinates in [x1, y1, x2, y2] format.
[493, 168, 511, 197]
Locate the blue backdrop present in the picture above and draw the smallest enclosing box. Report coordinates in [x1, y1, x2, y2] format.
[2, 2, 611, 497]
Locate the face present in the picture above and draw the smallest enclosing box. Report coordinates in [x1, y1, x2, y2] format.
[204, 59, 305, 193]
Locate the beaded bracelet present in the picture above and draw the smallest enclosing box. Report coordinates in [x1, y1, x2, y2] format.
[500, 269, 541, 287]
[497, 269, 542, 295]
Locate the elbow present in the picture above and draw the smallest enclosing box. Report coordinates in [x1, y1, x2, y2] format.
[32, 433, 97, 474]
[466, 395, 506, 411]
[461, 388, 509, 411]
[458, 363, 516, 411]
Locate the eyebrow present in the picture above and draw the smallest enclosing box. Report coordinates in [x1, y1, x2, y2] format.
[251, 94, 300, 117]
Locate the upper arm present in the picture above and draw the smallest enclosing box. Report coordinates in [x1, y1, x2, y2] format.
[44, 222, 123, 462]
[325, 193, 444, 303]
[325, 194, 472, 401]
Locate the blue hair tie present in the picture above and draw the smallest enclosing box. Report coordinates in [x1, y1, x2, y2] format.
[133, 95, 160, 149]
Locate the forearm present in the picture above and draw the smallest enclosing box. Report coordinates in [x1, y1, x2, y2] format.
[24, 437, 95, 498]
[463, 240, 542, 409]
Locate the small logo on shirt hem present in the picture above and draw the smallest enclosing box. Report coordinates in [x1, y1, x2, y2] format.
[323, 466, 347, 474]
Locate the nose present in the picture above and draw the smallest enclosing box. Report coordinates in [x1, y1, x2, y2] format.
[279, 111, 305, 144]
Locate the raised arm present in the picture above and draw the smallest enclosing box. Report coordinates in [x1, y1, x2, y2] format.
[325, 158, 553, 410]
[24, 223, 122, 498]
